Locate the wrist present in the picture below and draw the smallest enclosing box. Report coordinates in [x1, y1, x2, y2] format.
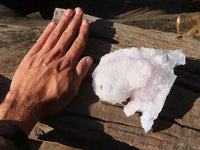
[0, 91, 40, 135]
[0, 120, 29, 149]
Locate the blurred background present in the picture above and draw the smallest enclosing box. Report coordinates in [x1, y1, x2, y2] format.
[0, 0, 200, 19]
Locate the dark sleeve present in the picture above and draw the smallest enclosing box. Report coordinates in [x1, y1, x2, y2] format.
[0, 121, 29, 150]
[0, 136, 18, 150]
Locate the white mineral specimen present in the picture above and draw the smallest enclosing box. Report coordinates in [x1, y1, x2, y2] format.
[92, 47, 185, 133]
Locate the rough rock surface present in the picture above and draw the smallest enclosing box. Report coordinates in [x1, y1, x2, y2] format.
[176, 15, 200, 39]
[0, 5, 200, 150]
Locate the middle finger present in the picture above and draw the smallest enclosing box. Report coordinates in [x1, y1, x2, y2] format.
[52, 7, 83, 56]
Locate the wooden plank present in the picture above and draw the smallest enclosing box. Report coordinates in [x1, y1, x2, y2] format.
[111, 8, 200, 33]
[0, 7, 200, 150]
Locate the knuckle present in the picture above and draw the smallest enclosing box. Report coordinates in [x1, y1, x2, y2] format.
[36, 38, 44, 45]
[60, 58, 72, 70]
[78, 64, 84, 73]
[50, 31, 60, 39]
[64, 30, 74, 38]
[44, 26, 52, 34]
[77, 61, 87, 73]
[64, 60, 71, 67]
[53, 47, 62, 53]
[74, 38, 84, 49]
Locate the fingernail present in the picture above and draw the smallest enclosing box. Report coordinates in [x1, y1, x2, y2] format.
[85, 57, 93, 66]
[65, 9, 73, 16]
[82, 20, 88, 26]
[75, 7, 82, 15]
[49, 22, 56, 27]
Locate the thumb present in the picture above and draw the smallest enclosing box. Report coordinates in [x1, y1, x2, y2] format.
[71, 56, 93, 94]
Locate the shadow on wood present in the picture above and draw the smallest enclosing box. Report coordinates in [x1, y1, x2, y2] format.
[40, 114, 138, 150]
[153, 59, 200, 132]
[28, 140, 42, 150]
[0, 75, 11, 103]
[85, 18, 118, 64]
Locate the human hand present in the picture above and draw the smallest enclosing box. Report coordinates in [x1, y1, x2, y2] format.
[0, 7, 93, 134]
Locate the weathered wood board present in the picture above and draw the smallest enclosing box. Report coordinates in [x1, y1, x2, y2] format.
[111, 7, 200, 34]
[0, 6, 200, 150]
